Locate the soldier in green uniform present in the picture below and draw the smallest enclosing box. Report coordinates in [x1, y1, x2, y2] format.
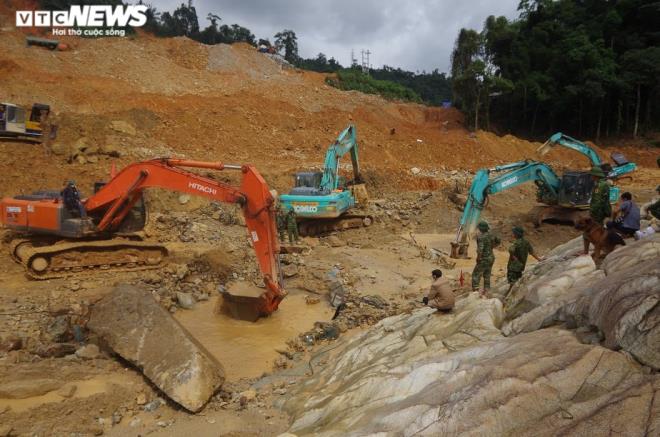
[286, 208, 299, 244]
[647, 185, 660, 220]
[506, 226, 541, 286]
[275, 204, 287, 242]
[472, 221, 500, 297]
[589, 166, 611, 224]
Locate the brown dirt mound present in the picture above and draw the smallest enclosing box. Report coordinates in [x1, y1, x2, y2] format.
[0, 8, 655, 200]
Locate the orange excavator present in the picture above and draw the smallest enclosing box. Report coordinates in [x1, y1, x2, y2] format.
[0, 158, 286, 318]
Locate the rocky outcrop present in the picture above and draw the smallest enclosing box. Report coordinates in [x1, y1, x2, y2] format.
[279, 235, 660, 435]
[502, 235, 660, 369]
[88, 284, 225, 412]
[502, 251, 598, 319]
[281, 296, 659, 436]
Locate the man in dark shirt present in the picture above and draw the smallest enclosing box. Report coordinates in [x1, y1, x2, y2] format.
[608, 192, 640, 236]
[61, 180, 86, 218]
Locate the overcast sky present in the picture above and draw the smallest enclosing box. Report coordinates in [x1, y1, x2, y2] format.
[151, 0, 521, 73]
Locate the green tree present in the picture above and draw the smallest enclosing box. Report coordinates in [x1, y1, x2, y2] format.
[274, 29, 299, 63]
[451, 29, 487, 130]
[622, 47, 660, 137]
[159, 2, 198, 37]
[453, 0, 660, 138]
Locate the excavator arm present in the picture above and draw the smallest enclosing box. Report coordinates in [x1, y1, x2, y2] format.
[84, 158, 285, 315]
[319, 124, 362, 192]
[539, 133, 602, 166]
[539, 132, 637, 178]
[451, 161, 561, 258]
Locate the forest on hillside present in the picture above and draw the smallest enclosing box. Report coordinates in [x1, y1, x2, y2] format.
[451, 0, 660, 139]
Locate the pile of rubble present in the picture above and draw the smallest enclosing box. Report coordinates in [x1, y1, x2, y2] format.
[372, 192, 434, 227]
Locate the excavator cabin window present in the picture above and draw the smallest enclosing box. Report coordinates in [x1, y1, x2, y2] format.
[6, 105, 25, 124]
[30, 104, 50, 122]
[559, 172, 593, 205]
[294, 172, 322, 189]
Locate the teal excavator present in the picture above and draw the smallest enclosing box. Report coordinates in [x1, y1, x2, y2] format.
[450, 133, 636, 258]
[279, 124, 371, 235]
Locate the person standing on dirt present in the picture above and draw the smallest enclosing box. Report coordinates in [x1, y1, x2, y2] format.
[286, 208, 299, 244]
[422, 269, 454, 313]
[61, 180, 86, 218]
[506, 226, 541, 287]
[275, 204, 287, 242]
[608, 192, 640, 237]
[589, 166, 611, 224]
[472, 221, 499, 297]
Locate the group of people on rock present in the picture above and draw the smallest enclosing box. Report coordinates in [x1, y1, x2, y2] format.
[589, 165, 660, 239]
[422, 164, 660, 314]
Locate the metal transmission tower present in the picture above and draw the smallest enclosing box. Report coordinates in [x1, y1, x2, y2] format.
[350, 49, 358, 67]
[360, 49, 371, 73]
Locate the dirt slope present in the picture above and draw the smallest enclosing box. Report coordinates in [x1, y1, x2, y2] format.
[1, 17, 656, 200]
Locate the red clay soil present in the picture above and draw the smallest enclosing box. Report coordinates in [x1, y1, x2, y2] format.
[0, 5, 656, 199]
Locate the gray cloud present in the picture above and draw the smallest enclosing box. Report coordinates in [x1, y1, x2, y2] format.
[150, 0, 520, 72]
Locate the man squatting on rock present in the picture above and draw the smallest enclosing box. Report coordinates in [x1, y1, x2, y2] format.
[422, 269, 455, 313]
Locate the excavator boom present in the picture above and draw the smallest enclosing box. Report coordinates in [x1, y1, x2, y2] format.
[319, 124, 362, 192]
[451, 161, 561, 257]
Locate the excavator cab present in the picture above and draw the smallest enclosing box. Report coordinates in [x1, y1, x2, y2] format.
[0, 103, 49, 138]
[289, 172, 324, 196]
[0, 103, 26, 135]
[557, 171, 594, 206]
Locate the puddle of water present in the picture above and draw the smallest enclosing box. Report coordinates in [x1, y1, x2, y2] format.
[0, 374, 129, 413]
[175, 292, 333, 380]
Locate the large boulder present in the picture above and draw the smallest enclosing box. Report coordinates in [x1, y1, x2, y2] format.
[503, 235, 660, 369]
[282, 300, 659, 436]
[88, 284, 225, 412]
[502, 244, 598, 319]
[567, 258, 659, 369]
[600, 235, 660, 274]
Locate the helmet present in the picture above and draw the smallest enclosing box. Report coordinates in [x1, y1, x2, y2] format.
[477, 221, 489, 231]
[656, 185, 660, 193]
[67, 180, 76, 186]
[589, 166, 605, 178]
[512, 226, 524, 237]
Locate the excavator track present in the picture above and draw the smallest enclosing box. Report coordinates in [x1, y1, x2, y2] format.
[10, 239, 168, 280]
[0, 134, 42, 144]
[529, 205, 590, 227]
[297, 214, 374, 237]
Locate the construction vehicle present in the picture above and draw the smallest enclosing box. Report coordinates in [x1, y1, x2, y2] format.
[0, 158, 286, 318]
[450, 133, 636, 258]
[0, 103, 51, 141]
[279, 124, 372, 235]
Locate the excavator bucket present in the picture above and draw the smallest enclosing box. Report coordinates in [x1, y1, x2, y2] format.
[536, 139, 553, 156]
[450, 241, 469, 259]
[221, 285, 269, 322]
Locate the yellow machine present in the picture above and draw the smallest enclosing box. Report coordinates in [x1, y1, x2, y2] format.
[0, 102, 50, 141]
